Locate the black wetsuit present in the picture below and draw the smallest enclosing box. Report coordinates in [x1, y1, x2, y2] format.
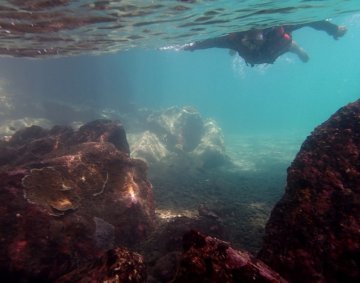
[185, 27, 291, 66]
[185, 20, 341, 66]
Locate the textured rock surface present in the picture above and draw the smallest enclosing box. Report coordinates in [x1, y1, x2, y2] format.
[129, 130, 171, 163]
[258, 100, 360, 282]
[192, 119, 229, 168]
[55, 247, 146, 283]
[129, 106, 230, 168]
[0, 119, 154, 282]
[171, 230, 287, 283]
[147, 106, 204, 152]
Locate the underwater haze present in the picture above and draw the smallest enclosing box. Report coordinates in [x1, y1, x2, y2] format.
[0, 13, 359, 138]
[1, 4, 360, 220]
[0, 0, 360, 282]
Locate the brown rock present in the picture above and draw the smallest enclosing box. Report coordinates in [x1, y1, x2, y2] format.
[258, 100, 360, 282]
[55, 247, 146, 283]
[0, 119, 154, 282]
[172, 230, 287, 283]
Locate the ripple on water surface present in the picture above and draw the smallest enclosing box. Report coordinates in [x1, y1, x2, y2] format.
[0, 0, 359, 57]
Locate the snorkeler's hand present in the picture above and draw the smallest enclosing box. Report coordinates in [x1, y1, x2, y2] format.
[334, 25, 347, 40]
[298, 49, 309, 62]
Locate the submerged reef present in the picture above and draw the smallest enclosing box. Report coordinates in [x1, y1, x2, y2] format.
[0, 119, 154, 281]
[258, 100, 360, 282]
[0, 98, 359, 282]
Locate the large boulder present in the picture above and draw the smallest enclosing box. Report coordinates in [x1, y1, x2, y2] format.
[172, 230, 287, 283]
[147, 106, 204, 152]
[192, 119, 230, 168]
[258, 100, 360, 282]
[0, 119, 154, 282]
[128, 131, 171, 163]
[129, 106, 230, 168]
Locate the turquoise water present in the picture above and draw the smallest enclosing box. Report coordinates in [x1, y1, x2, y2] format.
[128, 14, 360, 136]
[1, 14, 359, 139]
[0, 0, 360, 263]
[0, 4, 359, 190]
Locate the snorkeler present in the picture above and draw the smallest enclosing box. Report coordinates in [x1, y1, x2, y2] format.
[183, 20, 347, 66]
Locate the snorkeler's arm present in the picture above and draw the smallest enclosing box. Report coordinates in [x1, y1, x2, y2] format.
[285, 20, 347, 39]
[307, 20, 347, 39]
[183, 35, 235, 51]
[289, 41, 309, 62]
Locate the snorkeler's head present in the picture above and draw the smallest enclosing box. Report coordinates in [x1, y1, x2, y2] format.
[241, 29, 264, 50]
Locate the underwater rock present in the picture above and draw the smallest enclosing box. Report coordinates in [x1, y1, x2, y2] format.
[129, 106, 230, 168]
[93, 216, 115, 251]
[141, 212, 226, 282]
[55, 247, 146, 283]
[258, 100, 360, 282]
[147, 106, 204, 152]
[22, 167, 80, 216]
[192, 119, 231, 168]
[129, 131, 171, 163]
[0, 119, 154, 281]
[0, 117, 53, 138]
[73, 119, 130, 154]
[151, 252, 180, 282]
[171, 230, 287, 283]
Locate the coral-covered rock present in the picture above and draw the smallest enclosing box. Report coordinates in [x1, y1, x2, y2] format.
[0, 119, 154, 282]
[258, 100, 360, 282]
[172, 230, 287, 283]
[55, 247, 146, 283]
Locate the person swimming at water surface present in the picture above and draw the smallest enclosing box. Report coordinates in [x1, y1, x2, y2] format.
[183, 20, 347, 66]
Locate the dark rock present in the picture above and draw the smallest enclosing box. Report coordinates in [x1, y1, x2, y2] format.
[172, 230, 287, 283]
[9, 125, 48, 145]
[141, 214, 226, 282]
[0, 118, 53, 140]
[74, 119, 130, 154]
[152, 252, 180, 283]
[55, 247, 146, 283]
[0, 119, 154, 282]
[258, 100, 360, 282]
